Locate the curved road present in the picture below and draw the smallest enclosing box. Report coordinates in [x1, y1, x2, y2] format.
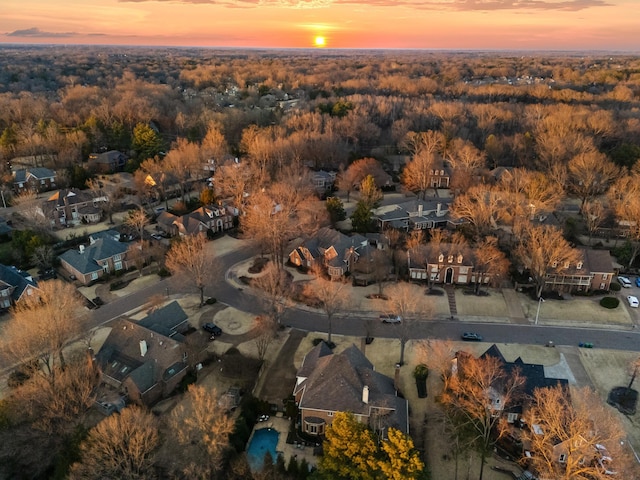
[91, 246, 640, 353]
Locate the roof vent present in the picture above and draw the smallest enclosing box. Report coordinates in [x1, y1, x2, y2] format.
[139, 340, 148, 357]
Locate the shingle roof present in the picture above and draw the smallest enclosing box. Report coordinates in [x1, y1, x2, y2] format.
[0, 264, 38, 302]
[296, 227, 367, 265]
[137, 301, 189, 335]
[13, 167, 56, 183]
[59, 237, 128, 274]
[295, 344, 408, 432]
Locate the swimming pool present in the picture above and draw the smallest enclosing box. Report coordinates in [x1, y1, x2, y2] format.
[246, 427, 279, 471]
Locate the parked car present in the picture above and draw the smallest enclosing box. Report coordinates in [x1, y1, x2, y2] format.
[635, 277, 640, 287]
[202, 322, 223, 336]
[618, 276, 632, 288]
[380, 314, 402, 324]
[461, 332, 483, 341]
[627, 295, 639, 308]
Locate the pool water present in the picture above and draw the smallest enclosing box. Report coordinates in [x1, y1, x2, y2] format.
[246, 428, 279, 471]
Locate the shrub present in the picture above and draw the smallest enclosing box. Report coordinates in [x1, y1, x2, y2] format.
[610, 282, 622, 292]
[414, 364, 429, 379]
[311, 338, 335, 349]
[600, 297, 620, 309]
[157, 267, 171, 278]
[205, 297, 217, 305]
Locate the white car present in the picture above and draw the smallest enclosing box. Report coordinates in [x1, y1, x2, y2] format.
[618, 276, 632, 288]
[627, 295, 639, 308]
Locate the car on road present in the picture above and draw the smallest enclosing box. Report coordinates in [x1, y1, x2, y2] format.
[635, 277, 640, 287]
[618, 276, 632, 288]
[380, 314, 402, 324]
[627, 295, 639, 308]
[202, 322, 223, 336]
[461, 332, 483, 341]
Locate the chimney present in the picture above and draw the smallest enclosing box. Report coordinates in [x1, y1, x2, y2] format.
[79, 245, 85, 254]
[139, 340, 148, 357]
[362, 385, 369, 404]
[436, 203, 442, 217]
[418, 203, 423, 216]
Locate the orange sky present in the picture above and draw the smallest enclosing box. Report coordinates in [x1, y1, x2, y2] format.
[1, 0, 638, 51]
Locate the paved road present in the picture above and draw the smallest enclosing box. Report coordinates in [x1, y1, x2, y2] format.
[86, 245, 640, 353]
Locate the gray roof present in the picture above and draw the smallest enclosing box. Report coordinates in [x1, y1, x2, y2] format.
[294, 227, 367, 267]
[0, 264, 38, 302]
[375, 199, 451, 224]
[59, 237, 128, 274]
[13, 167, 56, 183]
[295, 344, 408, 432]
[138, 301, 189, 335]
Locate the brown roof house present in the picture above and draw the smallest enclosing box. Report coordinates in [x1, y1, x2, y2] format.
[156, 204, 237, 238]
[543, 248, 614, 293]
[95, 316, 189, 406]
[293, 343, 408, 438]
[39, 188, 108, 228]
[408, 242, 479, 285]
[289, 227, 371, 279]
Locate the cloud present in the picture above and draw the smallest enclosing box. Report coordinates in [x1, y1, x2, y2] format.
[119, 0, 611, 10]
[6, 27, 79, 38]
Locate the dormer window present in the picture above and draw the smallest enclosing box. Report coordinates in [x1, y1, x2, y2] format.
[577, 261, 583, 269]
[457, 254, 463, 264]
[448, 255, 454, 263]
[438, 253, 444, 263]
[440, 170, 444, 175]
[564, 261, 570, 269]
[430, 169, 434, 175]
[552, 261, 558, 268]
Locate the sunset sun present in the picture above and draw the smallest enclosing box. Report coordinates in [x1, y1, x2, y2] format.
[314, 36, 326, 47]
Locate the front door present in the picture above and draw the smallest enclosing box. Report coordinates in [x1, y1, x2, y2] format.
[445, 267, 454, 284]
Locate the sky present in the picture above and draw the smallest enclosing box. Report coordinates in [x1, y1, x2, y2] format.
[1, 0, 639, 51]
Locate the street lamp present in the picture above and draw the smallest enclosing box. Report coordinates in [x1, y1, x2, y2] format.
[535, 296, 545, 325]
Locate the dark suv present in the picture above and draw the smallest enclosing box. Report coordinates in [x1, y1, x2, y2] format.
[203, 322, 222, 336]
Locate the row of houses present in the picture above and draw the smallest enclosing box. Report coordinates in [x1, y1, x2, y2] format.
[290, 226, 615, 293]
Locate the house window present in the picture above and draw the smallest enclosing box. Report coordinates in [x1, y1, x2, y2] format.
[438, 254, 444, 263]
[27, 288, 33, 295]
[448, 255, 453, 263]
[577, 261, 583, 269]
[564, 261, 570, 269]
[114, 254, 122, 262]
[90, 272, 98, 280]
[559, 454, 567, 463]
[1, 289, 7, 297]
[18, 182, 23, 188]
[327, 412, 333, 416]
[457, 254, 463, 264]
[603, 274, 608, 280]
[114, 261, 123, 271]
[552, 261, 557, 268]
[440, 170, 444, 175]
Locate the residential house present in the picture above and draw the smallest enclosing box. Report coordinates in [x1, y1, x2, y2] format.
[59, 235, 129, 285]
[374, 199, 453, 232]
[293, 343, 408, 437]
[40, 188, 108, 227]
[95, 318, 188, 406]
[88, 150, 127, 173]
[543, 248, 614, 293]
[289, 227, 369, 279]
[311, 170, 337, 192]
[408, 242, 478, 285]
[137, 301, 190, 339]
[156, 204, 237, 237]
[0, 264, 39, 310]
[12, 167, 56, 193]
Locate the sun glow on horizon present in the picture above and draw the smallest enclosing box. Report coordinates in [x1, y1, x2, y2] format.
[314, 35, 326, 47]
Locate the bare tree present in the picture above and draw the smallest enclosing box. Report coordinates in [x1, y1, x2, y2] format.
[401, 148, 439, 199]
[384, 282, 431, 365]
[1, 279, 87, 379]
[165, 233, 218, 306]
[414, 339, 457, 391]
[567, 151, 620, 211]
[253, 314, 278, 362]
[12, 191, 49, 231]
[304, 270, 350, 344]
[30, 244, 55, 272]
[473, 237, 510, 293]
[582, 200, 606, 247]
[169, 385, 235, 476]
[523, 385, 633, 480]
[608, 173, 640, 267]
[69, 406, 160, 480]
[252, 262, 290, 325]
[125, 206, 150, 245]
[513, 224, 582, 298]
[164, 137, 202, 203]
[440, 353, 525, 480]
[85, 177, 117, 223]
[450, 185, 502, 239]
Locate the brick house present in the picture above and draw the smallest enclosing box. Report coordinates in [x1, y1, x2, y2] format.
[88, 150, 127, 173]
[12, 167, 56, 193]
[156, 204, 237, 238]
[95, 317, 188, 406]
[40, 188, 108, 227]
[59, 235, 129, 285]
[289, 227, 371, 279]
[293, 343, 408, 438]
[543, 248, 614, 293]
[408, 242, 479, 285]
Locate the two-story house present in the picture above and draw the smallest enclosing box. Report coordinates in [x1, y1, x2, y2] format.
[374, 199, 453, 232]
[408, 242, 478, 285]
[293, 343, 408, 438]
[40, 188, 108, 227]
[95, 317, 188, 406]
[156, 204, 237, 238]
[289, 227, 370, 279]
[0, 264, 39, 310]
[88, 150, 127, 173]
[12, 167, 56, 194]
[59, 235, 129, 285]
[543, 248, 614, 293]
